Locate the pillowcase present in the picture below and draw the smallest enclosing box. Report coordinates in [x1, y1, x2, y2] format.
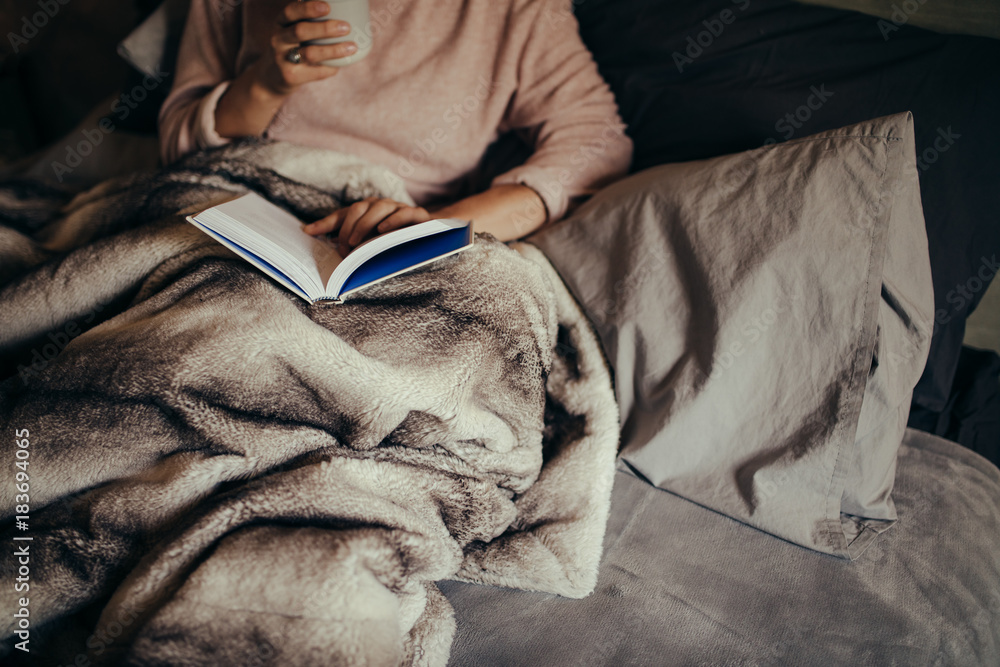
[573, 0, 1000, 424]
[528, 112, 934, 558]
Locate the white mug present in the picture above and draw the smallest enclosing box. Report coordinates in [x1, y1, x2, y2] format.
[305, 0, 372, 67]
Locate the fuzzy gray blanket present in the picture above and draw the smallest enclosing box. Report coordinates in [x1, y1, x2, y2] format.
[0, 142, 619, 666]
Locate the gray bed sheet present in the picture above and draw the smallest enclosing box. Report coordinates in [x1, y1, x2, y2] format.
[440, 428, 1000, 665]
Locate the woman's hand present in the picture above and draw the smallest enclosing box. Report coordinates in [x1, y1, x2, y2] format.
[432, 184, 547, 241]
[304, 198, 432, 255]
[215, 1, 358, 138]
[303, 185, 547, 256]
[255, 1, 358, 96]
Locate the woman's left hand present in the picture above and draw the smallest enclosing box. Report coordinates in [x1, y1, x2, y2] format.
[303, 197, 431, 254]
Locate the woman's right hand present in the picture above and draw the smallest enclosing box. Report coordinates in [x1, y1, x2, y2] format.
[215, 1, 357, 138]
[254, 1, 358, 96]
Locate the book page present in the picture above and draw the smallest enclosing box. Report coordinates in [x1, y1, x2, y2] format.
[188, 218, 313, 302]
[209, 194, 342, 292]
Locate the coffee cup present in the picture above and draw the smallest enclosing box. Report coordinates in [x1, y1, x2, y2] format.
[305, 0, 371, 67]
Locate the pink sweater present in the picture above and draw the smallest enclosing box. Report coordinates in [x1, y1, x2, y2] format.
[158, 0, 633, 222]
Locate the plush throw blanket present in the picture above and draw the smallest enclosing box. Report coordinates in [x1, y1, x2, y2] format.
[0, 142, 619, 665]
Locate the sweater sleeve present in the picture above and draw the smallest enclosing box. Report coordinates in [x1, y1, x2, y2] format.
[158, 0, 242, 164]
[491, 0, 633, 223]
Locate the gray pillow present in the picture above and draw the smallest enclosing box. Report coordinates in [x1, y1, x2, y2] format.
[529, 112, 934, 558]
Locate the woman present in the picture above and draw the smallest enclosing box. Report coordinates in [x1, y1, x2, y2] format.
[159, 0, 632, 254]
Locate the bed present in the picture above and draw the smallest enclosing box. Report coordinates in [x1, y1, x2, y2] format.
[1, 0, 999, 665]
[442, 427, 1000, 665]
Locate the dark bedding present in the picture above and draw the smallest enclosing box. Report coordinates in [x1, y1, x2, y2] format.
[441, 428, 1000, 666]
[2, 1, 998, 661]
[571, 0, 1000, 444]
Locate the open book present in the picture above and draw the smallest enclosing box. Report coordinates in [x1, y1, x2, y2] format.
[186, 192, 474, 303]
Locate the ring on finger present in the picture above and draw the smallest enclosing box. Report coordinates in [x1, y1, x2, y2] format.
[286, 46, 303, 64]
